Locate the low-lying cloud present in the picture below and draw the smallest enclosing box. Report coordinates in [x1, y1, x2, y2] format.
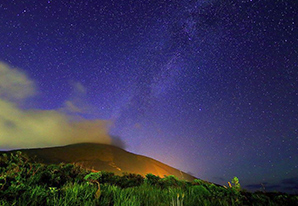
[0, 62, 122, 150]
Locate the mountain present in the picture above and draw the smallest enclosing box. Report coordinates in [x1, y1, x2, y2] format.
[3, 143, 196, 181]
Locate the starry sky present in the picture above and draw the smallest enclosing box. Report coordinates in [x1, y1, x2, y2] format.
[0, 0, 297, 193]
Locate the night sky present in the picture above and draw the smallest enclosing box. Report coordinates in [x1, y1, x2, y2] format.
[0, 0, 297, 193]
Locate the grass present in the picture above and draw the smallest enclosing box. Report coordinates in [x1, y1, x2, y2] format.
[2, 182, 297, 206]
[0, 152, 297, 206]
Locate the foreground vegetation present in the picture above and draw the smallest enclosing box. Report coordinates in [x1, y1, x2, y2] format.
[0, 152, 297, 206]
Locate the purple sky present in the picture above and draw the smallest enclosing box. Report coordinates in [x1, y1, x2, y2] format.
[0, 0, 297, 193]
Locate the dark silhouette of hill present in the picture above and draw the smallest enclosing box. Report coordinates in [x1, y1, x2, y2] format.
[4, 143, 196, 181]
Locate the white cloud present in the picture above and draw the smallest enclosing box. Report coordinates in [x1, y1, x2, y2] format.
[0, 62, 36, 101]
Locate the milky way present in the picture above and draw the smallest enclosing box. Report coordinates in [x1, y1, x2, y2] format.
[0, 0, 297, 193]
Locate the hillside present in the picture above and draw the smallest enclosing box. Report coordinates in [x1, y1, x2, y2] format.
[4, 143, 195, 181]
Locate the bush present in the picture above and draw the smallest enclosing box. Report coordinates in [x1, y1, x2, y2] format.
[158, 175, 180, 189]
[98, 171, 118, 185]
[117, 173, 144, 188]
[231, 177, 240, 190]
[192, 185, 210, 197]
[145, 173, 160, 186]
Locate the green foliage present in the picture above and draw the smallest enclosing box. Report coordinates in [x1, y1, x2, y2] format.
[117, 173, 144, 188]
[0, 151, 297, 206]
[98, 171, 118, 185]
[192, 185, 210, 197]
[158, 175, 181, 189]
[84, 172, 102, 181]
[231, 176, 241, 190]
[145, 173, 160, 186]
[193, 178, 204, 185]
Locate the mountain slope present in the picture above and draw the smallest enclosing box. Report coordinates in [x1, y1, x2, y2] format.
[5, 143, 196, 181]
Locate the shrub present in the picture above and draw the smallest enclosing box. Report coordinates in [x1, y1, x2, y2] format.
[145, 173, 160, 186]
[192, 185, 210, 197]
[158, 175, 180, 189]
[231, 177, 241, 190]
[98, 171, 118, 185]
[117, 173, 144, 188]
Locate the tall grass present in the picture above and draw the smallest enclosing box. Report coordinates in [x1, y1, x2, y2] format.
[1, 152, 297, 206]
[1, 181, 296, 206]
